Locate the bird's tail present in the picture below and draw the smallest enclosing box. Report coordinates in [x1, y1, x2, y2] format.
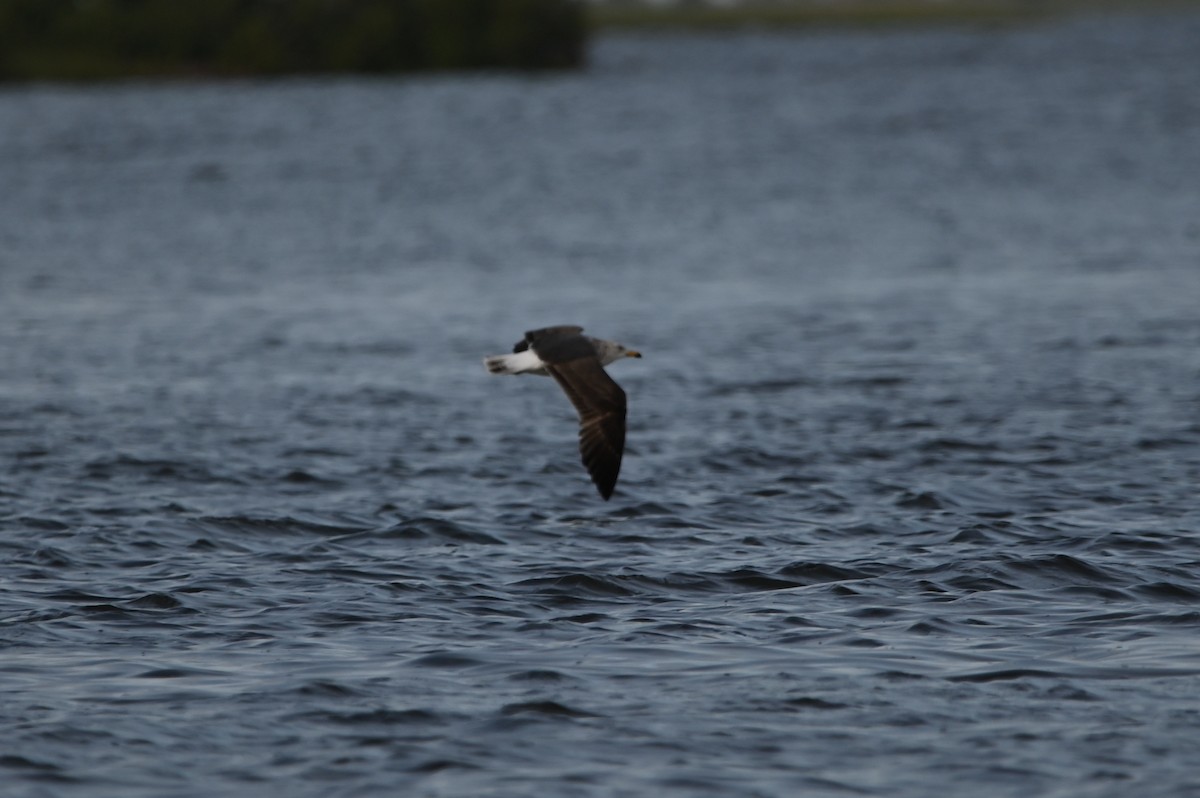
[484, 354, 520, 374]
[483, 349, 544, 375]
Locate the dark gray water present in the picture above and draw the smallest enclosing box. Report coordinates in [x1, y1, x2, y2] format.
[3, 11, 1200, 797]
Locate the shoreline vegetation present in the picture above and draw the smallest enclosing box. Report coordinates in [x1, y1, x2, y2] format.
[0, 0, 587, 81]
[0, 0, 1195, 81]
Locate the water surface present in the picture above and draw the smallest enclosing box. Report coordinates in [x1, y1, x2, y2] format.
[3, 11, 1200, 797]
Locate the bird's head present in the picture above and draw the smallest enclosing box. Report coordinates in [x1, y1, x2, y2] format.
[595, 339, 642, 366]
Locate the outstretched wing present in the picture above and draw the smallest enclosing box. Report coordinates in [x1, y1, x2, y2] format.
[544, 356, 627, 500]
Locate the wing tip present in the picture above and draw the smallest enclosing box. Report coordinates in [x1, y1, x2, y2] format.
[581, 437, 622, 501]
[586, 461, 620, 500]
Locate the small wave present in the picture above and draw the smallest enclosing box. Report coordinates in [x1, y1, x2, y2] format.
[280, 469, 341, 486]
[833, 375, 910, 389]
[191, 514, 369, 539]
[409, 652, 487, 669]
[1002, 553, 1115, 583]
[609, 501, 691, 518]
[347, 386, 435, 406]
[408, 759, 478, 774]
[506, 669, 571, 682]
[124, 592, 185, 610]
[947, 522, 1030, 544]
[20, 546, 75, 568]
[293, 680, 365, 697]
[1135, 436, 1195, 450]
[296, 708, 442, 726]
[14, 516, 70, 532]
[554, 612, 610, 624]
[500, 700, 598, 718]
[372, 517, 504, 545]
[0, 755, 72, 782]
[719, 568, 803, 592]
[1134, 582, 1200, 602]
[785, 697, 849, 711]
[948, 667, 1066, 683]
[514, 573, 639, 599]
[916, 437, 1000, 453]
[74, 603, 136, 620]
[135, 667, 216, 679]
[701, 447, 809, 472]
[83, 454, 240, 485]
[704, 377, 815, 397]
[895, 490, 952, 509]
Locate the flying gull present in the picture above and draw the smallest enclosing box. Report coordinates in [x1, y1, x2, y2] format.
[484, 326, 642, 500]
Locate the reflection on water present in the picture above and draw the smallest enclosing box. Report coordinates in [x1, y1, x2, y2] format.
[2, 10, 1200, 798]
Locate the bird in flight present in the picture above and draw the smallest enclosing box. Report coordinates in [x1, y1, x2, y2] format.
[484, 326, 642, 500]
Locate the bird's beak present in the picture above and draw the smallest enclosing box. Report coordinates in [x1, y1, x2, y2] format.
[626, 350, 643, 358]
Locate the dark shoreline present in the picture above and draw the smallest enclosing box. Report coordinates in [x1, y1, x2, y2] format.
[0, 0, 586, 82]
[2, 0, 1197, 82]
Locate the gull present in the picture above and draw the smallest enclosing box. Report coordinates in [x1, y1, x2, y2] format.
[484, 326, 642, 500]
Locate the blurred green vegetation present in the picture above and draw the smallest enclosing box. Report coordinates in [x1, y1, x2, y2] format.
[0, 0, 586, 80]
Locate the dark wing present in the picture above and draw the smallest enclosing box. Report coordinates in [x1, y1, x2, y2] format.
[515, 325, 585, 355]
[544, 356, 627, 500]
